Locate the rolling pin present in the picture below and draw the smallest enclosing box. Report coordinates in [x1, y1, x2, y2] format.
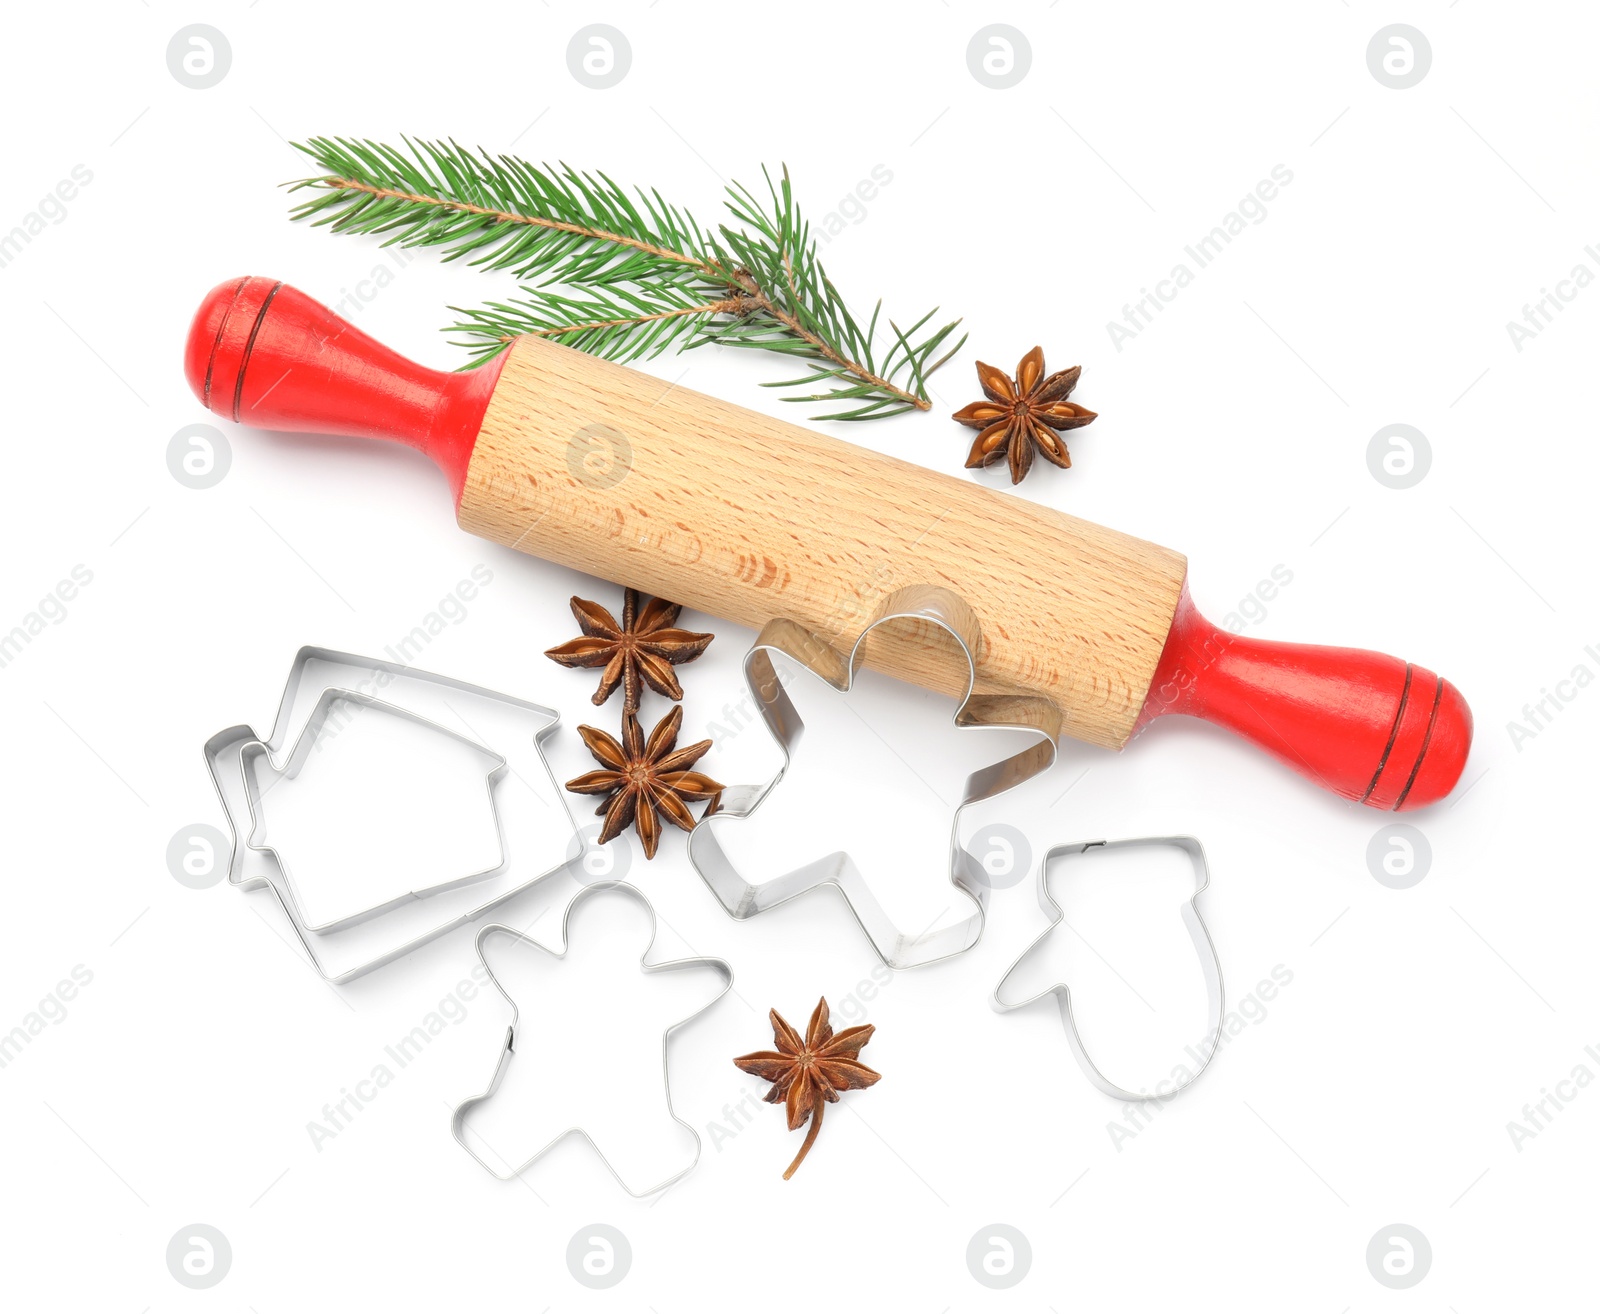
[184, 277, 1472, 810]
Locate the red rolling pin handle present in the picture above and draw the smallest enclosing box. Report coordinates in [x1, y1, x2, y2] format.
[182, 276, 503, 498]
[1138, 587, 1470, 810]
[185, 277, 1472, 811]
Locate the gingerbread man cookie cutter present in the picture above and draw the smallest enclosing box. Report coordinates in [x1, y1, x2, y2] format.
[449, 881, 733, 1196]
[687, 584, 1061, 969]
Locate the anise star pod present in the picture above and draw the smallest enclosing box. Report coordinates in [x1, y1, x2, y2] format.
[565, 706, 723, 859]
[733, 997, 881, 1179]
[952, 346, 1097, 484]
[545, 588, 714, 715]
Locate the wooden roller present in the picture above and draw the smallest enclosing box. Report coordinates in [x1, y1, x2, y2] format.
[185, 277, 1472, 809]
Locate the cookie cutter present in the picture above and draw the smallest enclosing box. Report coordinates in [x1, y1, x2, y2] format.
[239, 687, 512, 934]
[203, 646, 578, 983]
[992, 836, 1224, 1102]
[450, 881, 733, 1196]
[688, 583, 1061, 969]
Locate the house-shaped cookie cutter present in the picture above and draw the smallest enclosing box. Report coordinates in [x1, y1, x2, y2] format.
[238, 687, 512, 934]
[203, 646, 577, 983]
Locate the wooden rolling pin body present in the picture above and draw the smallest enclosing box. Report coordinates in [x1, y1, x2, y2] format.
[462, 336, 1184, 749]
[184, 277, 1473, 809]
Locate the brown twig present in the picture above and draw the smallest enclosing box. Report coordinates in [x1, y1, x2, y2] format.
[504, 297, 759, 342]
[319, 177, 721, 277]
[783, 1102, 823, 1180]
[761, 302, 929, 408]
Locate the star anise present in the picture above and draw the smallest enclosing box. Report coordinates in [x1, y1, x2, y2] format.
[952, 346, 1097, 484]
[565, 705, 723, 859]
[545, 588, 714, 715]
[733, 998, 881, 1179]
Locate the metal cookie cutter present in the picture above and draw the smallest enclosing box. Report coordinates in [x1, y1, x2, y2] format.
[688, 584, 1061, 969]
[450, 881, 733, 1196]
[239, 688, 512, 934]
[203, 646, 578, 983]
[992, 836, 1225, 1101]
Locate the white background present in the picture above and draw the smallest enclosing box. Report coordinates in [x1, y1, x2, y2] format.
[2, 1, 1596, 1308]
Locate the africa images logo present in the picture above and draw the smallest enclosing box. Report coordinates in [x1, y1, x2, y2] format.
[1106, 167, 1294, 351]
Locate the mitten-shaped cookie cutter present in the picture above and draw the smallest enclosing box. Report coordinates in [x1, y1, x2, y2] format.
[993, 836, 1225, 1101]
[688, 584, 1061, 969]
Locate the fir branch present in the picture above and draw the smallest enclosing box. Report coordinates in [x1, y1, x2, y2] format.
[450, 286, 759, 368]
[288, 137, 964, 420]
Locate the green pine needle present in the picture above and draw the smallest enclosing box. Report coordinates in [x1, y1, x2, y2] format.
[288, 136, 964, 420]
